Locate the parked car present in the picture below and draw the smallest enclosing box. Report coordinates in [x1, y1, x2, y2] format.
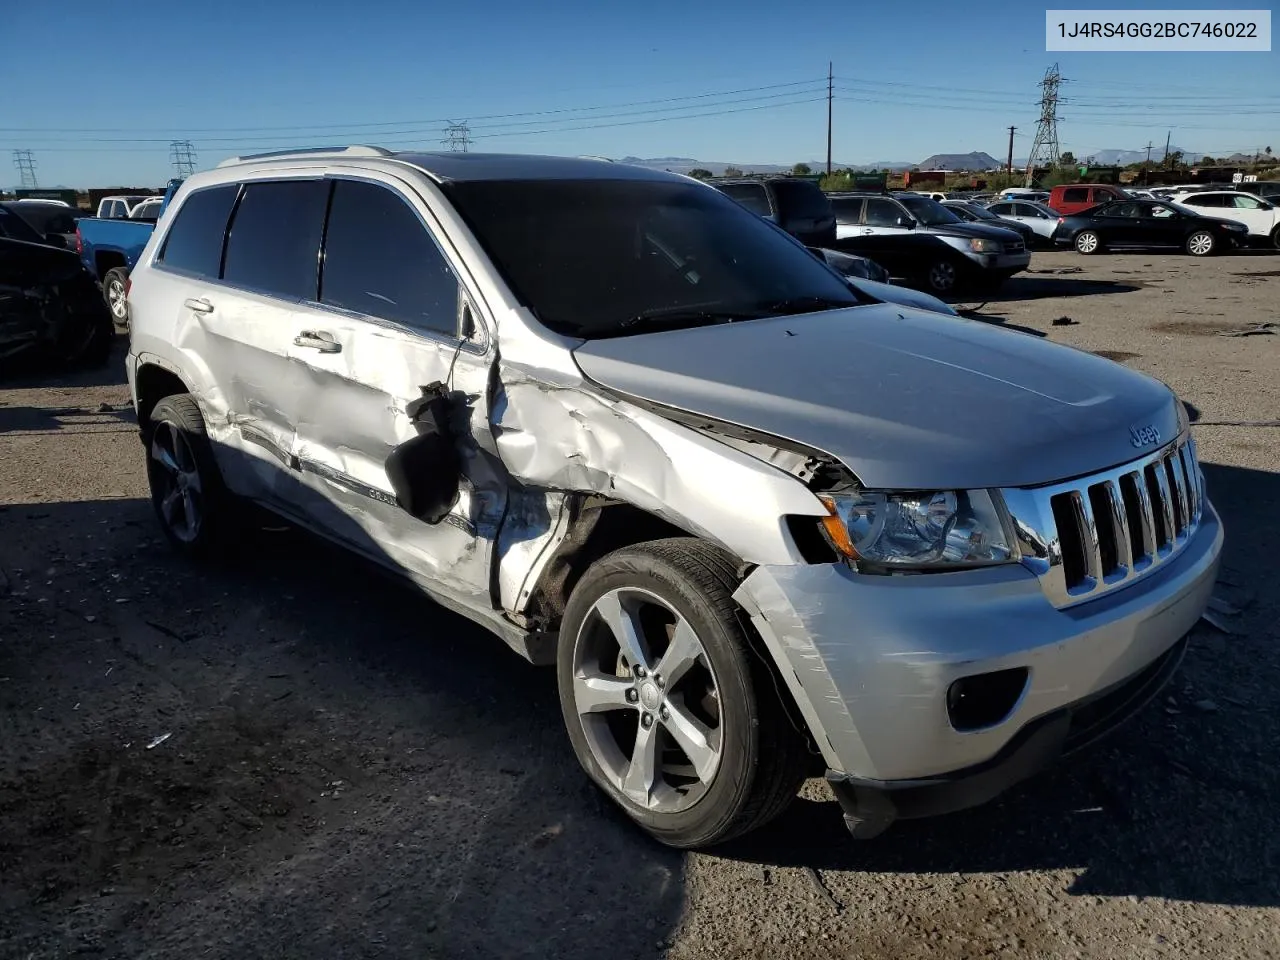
[995, 188, 1049, 203]
[1169, 191, 1280, 247]
[1047, 184, 1129, 216]
[96, 195, 154, 219]
[77, 179, 182, 328]
[828, 191, 1029, 293]
[1, 214, 114, 369]
[1055, 198, 1249, 255]
[942, 199, 1038, 246]
[707, 176, 836, 245]
[130, 197, 164, 221]
[810, 248, 958, 315]
[809, 247, 891, 285]
[911, 190, 948, 201]
[1228, 180, 1280, 201]
[2, 199, 82, 249]
[984, 198, 1062, 245]
[124, 149, 1219, 849]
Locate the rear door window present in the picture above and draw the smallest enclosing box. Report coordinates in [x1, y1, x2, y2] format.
[320, 179, 460, 337]
[829, 197, 863, 224]
[715, 183, 772, 217]
[158, 185, 240, 278]
[988, 202, 1014, 215]
[1062, 187, 1089, 204]
[222, 180, 329, 300]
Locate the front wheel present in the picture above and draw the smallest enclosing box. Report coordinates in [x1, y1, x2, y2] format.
[926, 259, 961, 294]
[557, 538, 808, 848]
[1186, 231, 1216, 257]
[103, 267, 130, 331]
[1075, 231, 1102, 255]
[1270, 225, 1280, 251]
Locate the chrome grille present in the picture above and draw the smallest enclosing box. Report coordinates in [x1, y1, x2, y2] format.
[1003, 240, 1025, 253]
[1001, 435, 1203, 608]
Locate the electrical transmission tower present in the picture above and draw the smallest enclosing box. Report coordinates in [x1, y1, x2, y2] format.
[1024, 64, 1063, 187]
[441, 121, 472, 153]
[13, 149, 38, 189]
[169, 140, 198, 177]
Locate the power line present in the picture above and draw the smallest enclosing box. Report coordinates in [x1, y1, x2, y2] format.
[12, 149, 38, 188]
[441, 121, 472, 152]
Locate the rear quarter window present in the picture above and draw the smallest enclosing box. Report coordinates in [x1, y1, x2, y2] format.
[222, 180, 329, 300]
[1062, 187, 1089, 204]
[770, 180, 832, 220]
[158, 185, 240, 278]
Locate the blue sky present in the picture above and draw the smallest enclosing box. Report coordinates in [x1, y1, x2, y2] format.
[3, 0, 1276, 186]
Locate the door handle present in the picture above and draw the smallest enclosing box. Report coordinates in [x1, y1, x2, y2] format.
[183, 297, 214, 314]
[293, 330, 342, 354]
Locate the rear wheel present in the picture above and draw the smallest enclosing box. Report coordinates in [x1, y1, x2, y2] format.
[1075, 231, 1102, 255]
[1271, 225, 1280, 250]
[557, 538, 809, 848]
[145, 394, 235, 559]
[103, 268, 130, 331]
[1186, 231, 1215, 257]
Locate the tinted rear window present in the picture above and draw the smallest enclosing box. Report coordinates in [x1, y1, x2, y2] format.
[159, 185, 240, 277]
[770, 180, 832, 220]
[829, 197, 862, 224]
[0, 205, 45, 243]
[715, 182, 771, 217]
[1062, 188, 1089, 203]
[223, 180, 329, 300]
[11, 204, 77, 235]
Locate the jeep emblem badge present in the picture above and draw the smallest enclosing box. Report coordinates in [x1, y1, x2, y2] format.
[1129, 424, 1161, 448]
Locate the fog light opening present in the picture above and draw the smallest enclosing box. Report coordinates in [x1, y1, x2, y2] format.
[947, 668, 1030, 732]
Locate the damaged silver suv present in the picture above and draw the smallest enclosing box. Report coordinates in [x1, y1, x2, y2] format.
[125, 148, 1223, 848]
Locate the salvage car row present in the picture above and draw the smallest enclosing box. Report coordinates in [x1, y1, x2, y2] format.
[95, 147, 1224, 850]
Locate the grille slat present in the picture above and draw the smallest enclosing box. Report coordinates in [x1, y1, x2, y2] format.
[1002, 436, 1203, 609]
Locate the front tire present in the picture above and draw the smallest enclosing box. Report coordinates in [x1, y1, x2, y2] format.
[926, 259, 961, 294]
[557, 538, 808, 848]
[103, 267, 130, 332]
[1186, 231, 1215, 257]
[1075, 231, 1102, 255]
[145, 394, 234, 559]
[1270, 225, 1280, 251]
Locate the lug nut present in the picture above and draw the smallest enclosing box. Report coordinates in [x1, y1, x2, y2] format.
[659, 706, 669, 721]
[626, 688, 639, 703]
[654, 674, 664, 688]
[634, 665, 647, 678]
[641, 713, 653, 729]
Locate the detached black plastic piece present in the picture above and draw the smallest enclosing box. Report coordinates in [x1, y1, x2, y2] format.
[385, 382, 461, 525]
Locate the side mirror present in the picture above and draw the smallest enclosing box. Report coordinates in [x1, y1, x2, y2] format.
[897, 216, 916, 229]
[44, 233, 68, 249]
[384, 387, 461, 524]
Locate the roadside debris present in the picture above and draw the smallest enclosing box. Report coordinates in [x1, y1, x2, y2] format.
[96, 402, 114, 412]
[803, 866, 841, 914]
[1052, 316, 1077, 326]
[1216, 322, 1277, 338]
[145, 732, 172, 750]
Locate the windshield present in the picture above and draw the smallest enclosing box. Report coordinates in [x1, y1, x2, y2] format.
[959, 203, 999, 220]
[895, 195, 962, 226]
[443, 178, 859, 339]
[0, 204, 46, 243]
[10, 203, 78, 234]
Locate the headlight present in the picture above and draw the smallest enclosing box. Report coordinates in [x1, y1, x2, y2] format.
[818, 489, 1013, 568]
[966, 238, 1002, 253]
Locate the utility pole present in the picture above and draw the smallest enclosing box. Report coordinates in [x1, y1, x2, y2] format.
[441, 121, 472, 153]
[169, 140, 197, 178]
[1006, 126, 1016, 179]
[1024, 64, 1063, 187]
[1162, 130, 1171, 167]
[1143, 140, 1153, 185]
[826, 61, 833, 176]
[12, 149, 38, 189]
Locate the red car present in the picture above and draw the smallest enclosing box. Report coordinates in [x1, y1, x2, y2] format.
[1048, 184, 1128, 216]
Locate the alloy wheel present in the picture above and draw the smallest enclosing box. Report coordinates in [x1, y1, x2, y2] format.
[150, 421, 204, 543]
[571, 587, 723, 814]
[106, 278, 128, 322]
[928, 261, 957, 292]
[1188, 232, 1214, 256]
[1076, 232, 1099, 254]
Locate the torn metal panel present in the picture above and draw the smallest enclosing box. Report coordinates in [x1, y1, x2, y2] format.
[495, 489, 571, 615]
[491, 356, 830, 583]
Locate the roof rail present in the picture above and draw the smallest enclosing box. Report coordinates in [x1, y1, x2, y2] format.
[216, 145, 395, 168]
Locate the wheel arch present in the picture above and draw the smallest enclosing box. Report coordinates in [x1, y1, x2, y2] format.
[134, 362, 193, 434]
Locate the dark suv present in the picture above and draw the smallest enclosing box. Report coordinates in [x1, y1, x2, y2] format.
[827, 192, 1030, 294]
[707, 177, 836, 246]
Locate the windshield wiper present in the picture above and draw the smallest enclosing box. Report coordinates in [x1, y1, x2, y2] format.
[617, 306, 764, 332]
[754, 295, 858, 316]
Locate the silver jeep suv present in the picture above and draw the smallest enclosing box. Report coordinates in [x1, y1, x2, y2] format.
[124, 148, 1222, 848]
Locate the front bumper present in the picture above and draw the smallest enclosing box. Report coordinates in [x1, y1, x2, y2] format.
[732, 502, 1221, 814]
[960, 250, 1030, 273]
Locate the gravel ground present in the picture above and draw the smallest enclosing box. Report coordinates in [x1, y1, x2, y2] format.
[1, 249, 1277, 960]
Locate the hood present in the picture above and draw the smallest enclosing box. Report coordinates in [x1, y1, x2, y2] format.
[572, 306, 1180, 490]
[919, 220, 1023, 241]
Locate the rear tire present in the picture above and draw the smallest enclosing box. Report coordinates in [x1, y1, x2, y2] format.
[1271, 225, 1280, 251]
[103, 267, 130, 332]
[145, 394, 235, 559]
[557, 538, 809, 848]
[1075, 231, 1102, 255]
[1186, 231, 1215, 257]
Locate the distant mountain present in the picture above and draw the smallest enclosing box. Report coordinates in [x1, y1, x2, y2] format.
[613, 157, 912, 175]
[1086, 146, 1202, 166]
[917, 152, 1002, 171]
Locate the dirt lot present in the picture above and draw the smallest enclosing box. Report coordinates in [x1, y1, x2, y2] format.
[2, 249, 1278, 960]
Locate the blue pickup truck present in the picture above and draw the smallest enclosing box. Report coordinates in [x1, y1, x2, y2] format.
[75, 178, 182, 329]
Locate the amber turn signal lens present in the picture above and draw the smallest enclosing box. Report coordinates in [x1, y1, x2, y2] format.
[818, 495, 858, 559]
